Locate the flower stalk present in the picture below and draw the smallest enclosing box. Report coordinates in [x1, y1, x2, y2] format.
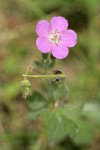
[22, 74, 65, 79]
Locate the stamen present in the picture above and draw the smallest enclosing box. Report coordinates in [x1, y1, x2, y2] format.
[49, 30, 62, 45]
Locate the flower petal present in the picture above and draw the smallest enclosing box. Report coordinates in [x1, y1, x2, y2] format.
[62, 29, 77, 47]
[36, 37, 52, 53]
[51, 16, 68, 32]
[36, 20, 51, 37]
[52, 44, 69, 59]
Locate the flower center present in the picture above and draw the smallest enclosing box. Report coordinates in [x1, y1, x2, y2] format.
[49, 30, 62, 45]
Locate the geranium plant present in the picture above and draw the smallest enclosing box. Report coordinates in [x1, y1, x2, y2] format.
[21, 16, 82, 147]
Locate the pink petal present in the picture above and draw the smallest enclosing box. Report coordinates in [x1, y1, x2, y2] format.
[36, 20, 51, 37]
[62, 29, 77, 47]
[52, 44, 69, 59]
[36, 37, 52, 53]
[51, 16, 68, 32]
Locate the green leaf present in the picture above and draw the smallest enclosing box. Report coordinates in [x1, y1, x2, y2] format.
[27, 108, 45, 120]
[27, 91, 48, 111]
[43, 82, 67, 102]
[48, 61, 55, 69]
[34, 60, 44, 68]
[52, 84, 67, 101]
[73, 119, 94, 145]
[65, 102, 84, 119]
[41, 107, 78, 144]
[72, 103, 100, 145]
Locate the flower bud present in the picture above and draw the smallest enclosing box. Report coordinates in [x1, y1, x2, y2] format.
[52, 70, 63, 84]
[21, 79, 32, 98]
[53, 77, 62, 84]
[53, 70, 62, 74]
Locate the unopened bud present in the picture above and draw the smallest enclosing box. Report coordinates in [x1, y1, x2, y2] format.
[53, 77, 62, 84]
[21, 79, 32, 98]
[53, 70, 63, 84]
[53, 70, 62, 74]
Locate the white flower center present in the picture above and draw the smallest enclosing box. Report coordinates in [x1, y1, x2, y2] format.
[49, 30, 62, 45]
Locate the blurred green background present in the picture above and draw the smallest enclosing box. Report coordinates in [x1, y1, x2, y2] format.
[0, 0, 100, 150]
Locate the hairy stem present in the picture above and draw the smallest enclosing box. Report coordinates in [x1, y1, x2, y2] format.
[22, 74, 65, 78]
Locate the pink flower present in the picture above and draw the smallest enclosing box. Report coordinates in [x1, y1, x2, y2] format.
[36, 16, 77, 59]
